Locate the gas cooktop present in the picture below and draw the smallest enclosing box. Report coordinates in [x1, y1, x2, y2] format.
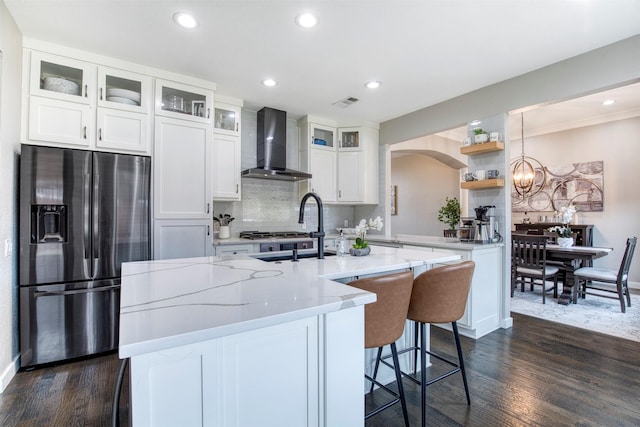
[239, 231, 310, 240]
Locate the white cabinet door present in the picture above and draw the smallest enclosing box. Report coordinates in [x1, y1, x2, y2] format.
[212, 133, 241, 200]
[28, 96, 92, 147]
[29, 51, 94, 104]
[154, 118, 212, 219]
[96, 108, 148, 153]
[338, 150, 363, 202]
[97, 66, 151, 114]
[309, 148, 337, 202]
[218, 317, 319, 427]
[153, 220, 213, 260]
[155, 79, 214, 124]
[213, 102, 241, 136]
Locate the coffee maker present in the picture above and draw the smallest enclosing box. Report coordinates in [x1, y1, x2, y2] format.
[474, 205, 495, 243]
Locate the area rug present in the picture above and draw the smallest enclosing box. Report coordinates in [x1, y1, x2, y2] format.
[510, 288, 640, 342]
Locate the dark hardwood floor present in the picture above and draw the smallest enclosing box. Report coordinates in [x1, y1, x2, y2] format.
[2, 313, 640, 426]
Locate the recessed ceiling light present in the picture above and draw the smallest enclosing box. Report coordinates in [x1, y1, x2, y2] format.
[602, 99, 616, 106]
[262, 79, 277, 87]
[364, 81, 382, 89]
[470, 120, 482, 126]
[173, 12, 197, 29]
[295, 12, 317, 28]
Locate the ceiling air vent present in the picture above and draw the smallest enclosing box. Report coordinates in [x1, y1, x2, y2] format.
[332, 96, 359, 108]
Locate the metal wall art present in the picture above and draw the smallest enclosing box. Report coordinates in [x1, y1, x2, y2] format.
[512, 161, 604, 212]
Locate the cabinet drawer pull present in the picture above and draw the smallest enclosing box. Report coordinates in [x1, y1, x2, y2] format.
[236, 184, 239, 194]
[207, 108, 210, 119]
[236, 123, 239, 132]
[207, 225, 210, 236]
[207, 203, 210, 214]
[84, 84, 88, 98]
[99, 87, 103, 100]
[98, 128, 102, 141]
[83, 126, 87, 139]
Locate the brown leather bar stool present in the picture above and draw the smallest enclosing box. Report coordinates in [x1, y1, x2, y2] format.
[408, 261, 475, 427]
[347, 270, 414, 427]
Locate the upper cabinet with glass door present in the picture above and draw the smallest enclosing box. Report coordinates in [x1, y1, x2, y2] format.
[30, 51, 95, 104]
[338, 128, 360, 150]
[98, 67, 151, 114]
[310, 123, 336, 150]
[155, 79, 214, 124]
[213, 102, 241, 136]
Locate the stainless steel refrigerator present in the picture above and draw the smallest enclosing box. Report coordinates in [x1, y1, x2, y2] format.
[19, 144, 151, 368]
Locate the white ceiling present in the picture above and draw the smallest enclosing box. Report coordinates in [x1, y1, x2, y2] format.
[5, 0, 640, 127]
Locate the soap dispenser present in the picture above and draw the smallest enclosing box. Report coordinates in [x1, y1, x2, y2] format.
[337, 230, 347, 257]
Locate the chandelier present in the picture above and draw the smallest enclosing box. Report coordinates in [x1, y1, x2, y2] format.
[511, 112, 546, 199]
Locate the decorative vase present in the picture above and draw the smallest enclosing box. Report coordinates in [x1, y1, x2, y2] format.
[349, 247, 371, 257]
[557, 237, 573, 248]
[218, 225, 230, 239]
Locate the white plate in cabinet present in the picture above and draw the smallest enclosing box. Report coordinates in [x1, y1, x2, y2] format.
[96, 108, 149, 153]
[28, 96, 92, 148]
[155, 79, 213, 124]
[97, 66, 152, 114]
[29, 51, 94, 104]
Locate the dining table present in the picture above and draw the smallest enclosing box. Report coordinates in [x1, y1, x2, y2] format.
[545, 245, 613, 305]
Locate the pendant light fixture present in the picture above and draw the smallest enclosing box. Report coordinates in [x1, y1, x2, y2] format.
[511, 112, 545, 199]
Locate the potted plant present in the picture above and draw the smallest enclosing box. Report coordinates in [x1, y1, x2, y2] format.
[438, 197, 461, 238]
[474, 128, 489, 143]
[350, 216, 383, 256]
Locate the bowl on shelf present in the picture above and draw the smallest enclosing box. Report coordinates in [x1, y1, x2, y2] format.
[43, 76, 80, 95]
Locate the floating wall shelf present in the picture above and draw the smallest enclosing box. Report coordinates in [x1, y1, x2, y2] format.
[460, 141, 505, 155]
[460, 179, 505, 190]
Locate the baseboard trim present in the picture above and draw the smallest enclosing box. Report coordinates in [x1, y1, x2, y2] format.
[0, 355, 20, 393]
[629, 280, 639, 293]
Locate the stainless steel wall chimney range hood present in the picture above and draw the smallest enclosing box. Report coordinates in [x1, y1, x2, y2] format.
[241, 107, 312, 181]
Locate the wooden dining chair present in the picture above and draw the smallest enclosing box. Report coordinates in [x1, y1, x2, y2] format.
[511, 234, 561, 303]
[573, 237, 637, 312]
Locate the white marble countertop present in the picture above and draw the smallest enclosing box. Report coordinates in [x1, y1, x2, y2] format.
[363, 234, 504, 251]
[118, 247, 460, 358]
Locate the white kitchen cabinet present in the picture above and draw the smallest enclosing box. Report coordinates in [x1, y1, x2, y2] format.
[155, 79, 213, 124]
[298, 116, 338, 202]
[212, 133, 241, 200]
[96, 108, 148, 152]
[213, 101, 241, 136]
[307, 148, 337, 202]
[129, 307, 364, 427]
[337, 125, 379, 204]
[25, 50, 152, 154]
[28, 96, 93, 147]
[154, 117, 213, 219]
[337, 150, 363, 202]
[29, 51, 94, 103]
[153, 220, 214, 260]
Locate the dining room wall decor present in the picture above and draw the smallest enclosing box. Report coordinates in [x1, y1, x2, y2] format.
[512, 160, 604, 212]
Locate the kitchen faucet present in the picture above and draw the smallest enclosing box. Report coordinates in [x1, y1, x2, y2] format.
[298, 192, 325, 259]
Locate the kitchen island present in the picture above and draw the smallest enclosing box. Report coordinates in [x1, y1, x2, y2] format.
[119, 246, 460, 427]
[351, 234, 506, 339]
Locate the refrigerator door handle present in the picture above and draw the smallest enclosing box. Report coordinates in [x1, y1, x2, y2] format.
[33, 284, 120, 297]
[83, 173, 92, 276]
[93, 173, 100, 263]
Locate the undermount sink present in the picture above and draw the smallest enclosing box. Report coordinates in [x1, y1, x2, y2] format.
[252, 251, 336, 263]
